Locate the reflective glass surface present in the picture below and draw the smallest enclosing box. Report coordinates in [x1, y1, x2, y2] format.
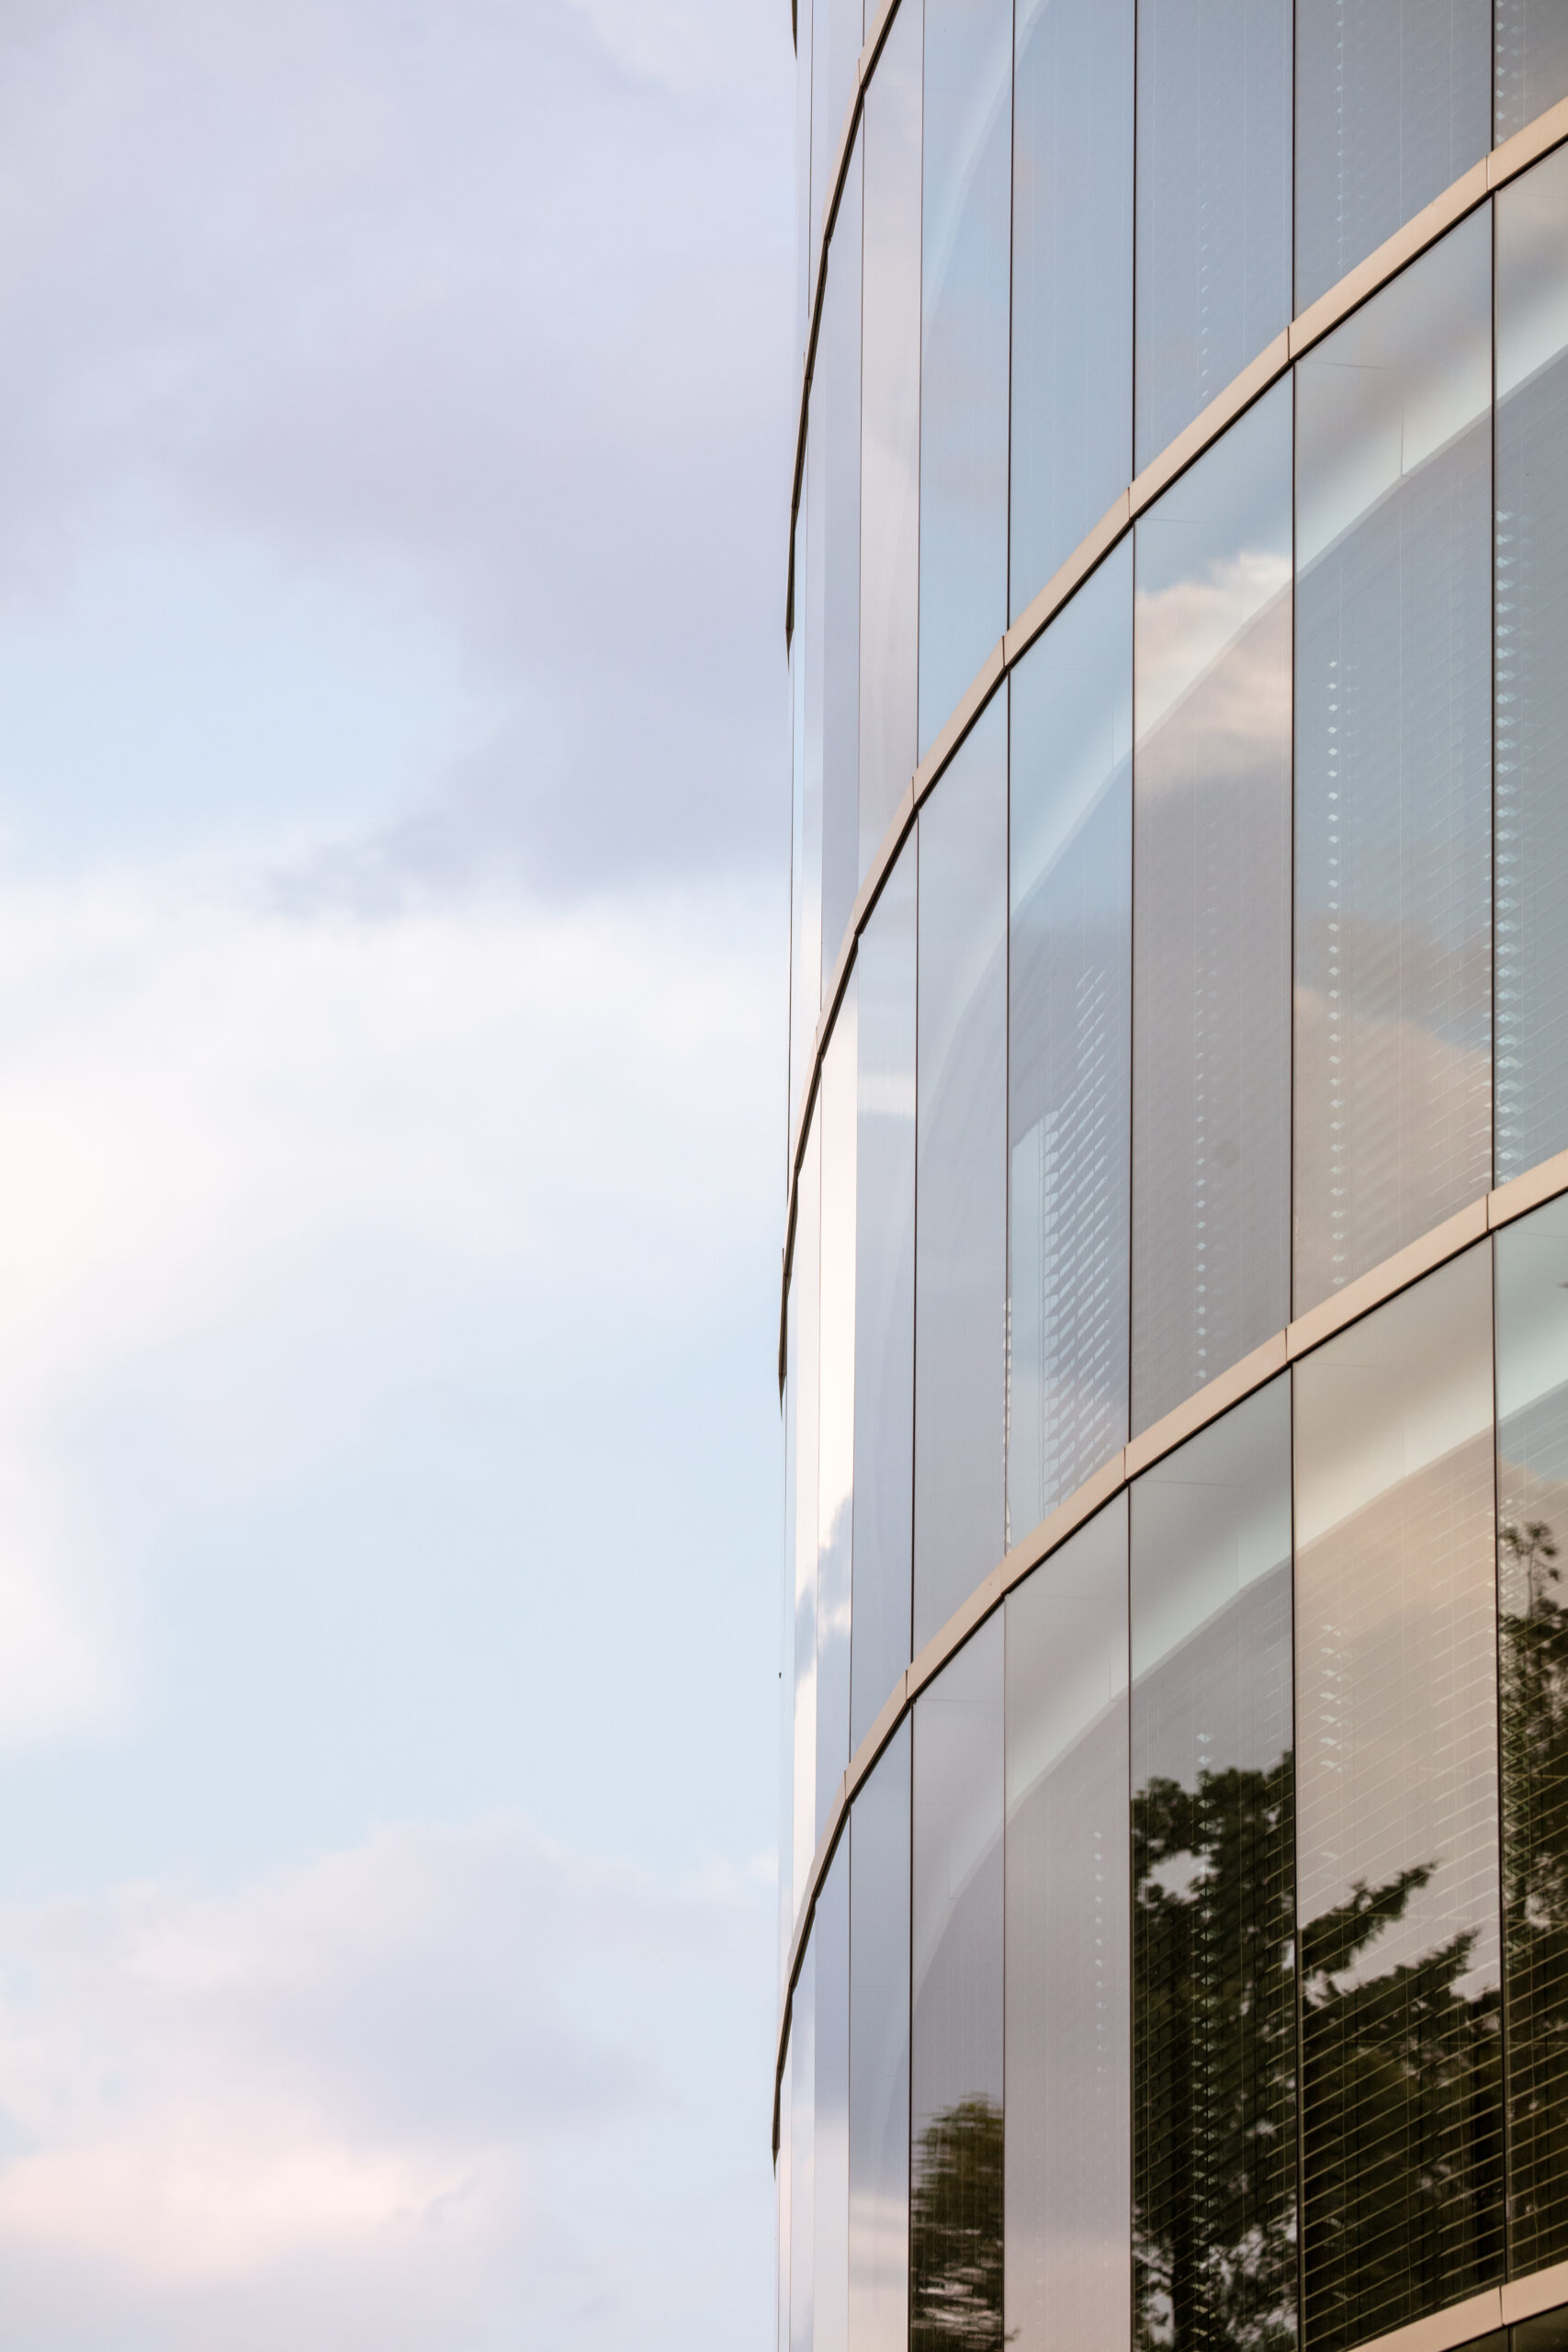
[795, 421, 828, 1127]
[1008, 544, 1132, 1542]
[792, 1936, 818, 2352]
[779, 2033, 794, 2352]
[1010, 0, 1134, 617]
[912, 1615, 1005, 2351]
[860, 0, 923, 875]
[852, 852, 917, 1752]
[919, 0, 1012, 754]
[1133, 379, 1292, 1432]
[1496, 0, 1568, 141]
[1495, 1200, 1568, 2275]
[851, 1720, 912, 2352]
[794, 1114, 822, 1924]
[1496, 149, 1568, 1184]
[1134, 0, 1292, 474]
[817, 1841, 852, 2352]
[795, 0, 814, 357]
[1294, 1246, 1503, 2352]
[783, 1281, 800, 1985]
[1294, 215, 1494, 1313]
[1295, 0, 1492, 313]
[818, 987, 857, 1838]
[1005, 1495, 1131, 2352]
[821, 137, 863, 989]
[915, 697, 1009, 1647]
[1131, 1380, 1297, 2352]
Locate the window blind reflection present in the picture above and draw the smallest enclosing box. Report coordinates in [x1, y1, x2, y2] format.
[1496, 0, 1568, 141]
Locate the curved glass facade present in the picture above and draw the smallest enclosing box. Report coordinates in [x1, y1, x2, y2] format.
[779, 13, 1568, 2352]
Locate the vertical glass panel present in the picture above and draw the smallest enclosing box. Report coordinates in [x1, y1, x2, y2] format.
[919, 0, 1012, 754]
[1133, 379, 1292, 1432]
[795, 1114, 823, 1925]
[1008, 543, 1133, 1542]
[1495, 1199, 1568, 2277]
[1294, 1245, 1503, 2351]
[1010, 0, 1134, 616]
[784, 1310, 801, 1989]
[1497, 0, 1568, 141]
[793, 1939, 818, 2352]
[795, 424, 829, 1131]
[1295, 0, 1491, 314]
[817, 1843, 852, 2352]
[1294, 214, 1493, 1314]
[915, 697, 1008, 1648]
[852, 852, 917, 1751]
[851, 1720, 912, 2352]
[860, 0, 923, 875]
[818, 986, 857, 1838]
[1134, 0, 1292, 474]
[822, 138, 864, 989]
[912, 1615, 1005, 2351]
[779, 2034, 794, 2352]
[1130, 1380, 1297, 2352]
[795, 0, 815, 358]
[1496, 148, 1568, 1184]
[1005, 1495, 1132, 2352]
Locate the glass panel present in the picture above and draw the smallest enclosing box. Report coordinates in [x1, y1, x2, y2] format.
[817, 1841, 852, 2352]
[1496, 148, 1568, 1185]
[795, 1114, 823, 1924]
[1134, 0, 1292, 474]
[795, 0, 814, 358]
[919, 0, 1013, 754]
[912, 1614, 1005, 2351]
[1005, 1494, 1132, 2352]
[1294, 1245, 1503, 2352]
[819, 985, 857, 1838]
[1496, 0, 1568, 140]
[915, 696, 1009, 1647]
[822, 137, 864, 990]
[1133, 380, 1292, 1432]
[1008, 543, 1133, 1542]
[860, 0, 923, 876]
[780, 2032, 794, 2352]
[1130, 1380, 1297, 2352]
[1293, 213, 1494, 1314]
[795, 422, 829, 1131]
[1517, 2315, 1568, 2352]
[1295, 0, 1492, 314]
[1010, 0, 1134, 617]
[793, 1936, 818, 2352]
[1495, 1199, 1568, 2277]
[851, 1720, 912, 2352]
[852, 852, 917, 1750]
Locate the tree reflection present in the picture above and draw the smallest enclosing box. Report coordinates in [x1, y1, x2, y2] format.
[1501, 1515, 1568, 2269]
[910, 2095, 1008, 2349]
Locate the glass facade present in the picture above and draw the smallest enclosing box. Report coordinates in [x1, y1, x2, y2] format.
[780, 11, 1568, 2349]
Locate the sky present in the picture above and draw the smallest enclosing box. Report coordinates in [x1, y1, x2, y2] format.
[0, 2, 795, 2343]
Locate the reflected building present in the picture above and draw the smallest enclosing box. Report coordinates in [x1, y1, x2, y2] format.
[776, 13, 1568, 2352]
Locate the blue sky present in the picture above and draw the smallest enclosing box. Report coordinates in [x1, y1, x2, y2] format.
[0, 2, 795, 2341]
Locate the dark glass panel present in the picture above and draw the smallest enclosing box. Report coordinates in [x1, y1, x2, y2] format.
[1010, 0, 1134, 617]
[852, 852, 917, 1751]
[1295, 0, 1491, 313]
[1495, 1200, 1568, 2276]
[912, 1615, 1005, 2351]
[1004, 1494, 1132, 2352]
[1294, 1246, 1503, 2351]
[851, 1719, 911, 2352]
[1496, 1, 1568, 141]
[1517, 2315, 1568, 2352]
[1132, 379, 1292, 1433]
[1496, 147, 1568, 1184]
[793, 1936, 818, 2352]
[1131, 1379, 1297, 2352]
[915, 697, 1008, 1647]
[1008, 544, 1132, 1541]
[919, 0, 1012, 753]
[821, 136, 863, 991]
[1293, 214, 1493, 1314]
[794, 1115, 822, 1928]
[818, 988, 857, 1839]
[859, 0, 922, 875]
[1134, 0, 1292, 473]
[817, 1842, 852, 2352]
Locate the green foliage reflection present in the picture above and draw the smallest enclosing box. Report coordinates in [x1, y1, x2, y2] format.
[910, 2096, 1009, 2350]
[1501, 1516, 1568, 2270]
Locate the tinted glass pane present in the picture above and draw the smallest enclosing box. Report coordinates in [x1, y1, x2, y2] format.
[1131, 1380, 1297, 2352]
[1134, 0, 1292, 473]
[919, 0, 1012, 753]
[1010, 0, 1134, 616]
[1495, 1200, 1568, 2275]
[912, 1615, 1005, 2352]
[916, 697, 1008, 1646]
[817, 1841, 852, 2352]
[793, 1937, 818, 2352]
[818, 986, 857, 1838]
[852, 851, 917, 1750]
[1294, 214, 1493, 1313]
[795, 1114, 822, 1923]
[1132, 380, 1292, 1432]
[1294, 1246, 1503, 2351]
[822, 139, 864, 989]
[860, 0, 923, 874]
[1295, 0, 1491, 313]
[1517, 2315, 1568, 2352]
[851, 1720, 912, 2352]
[1496, 0, 1568, 140]
[1496, 149, 1568, 1184]
[1005, 1495, 1132, 2352]
[1008, 545, 1132, 1541]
